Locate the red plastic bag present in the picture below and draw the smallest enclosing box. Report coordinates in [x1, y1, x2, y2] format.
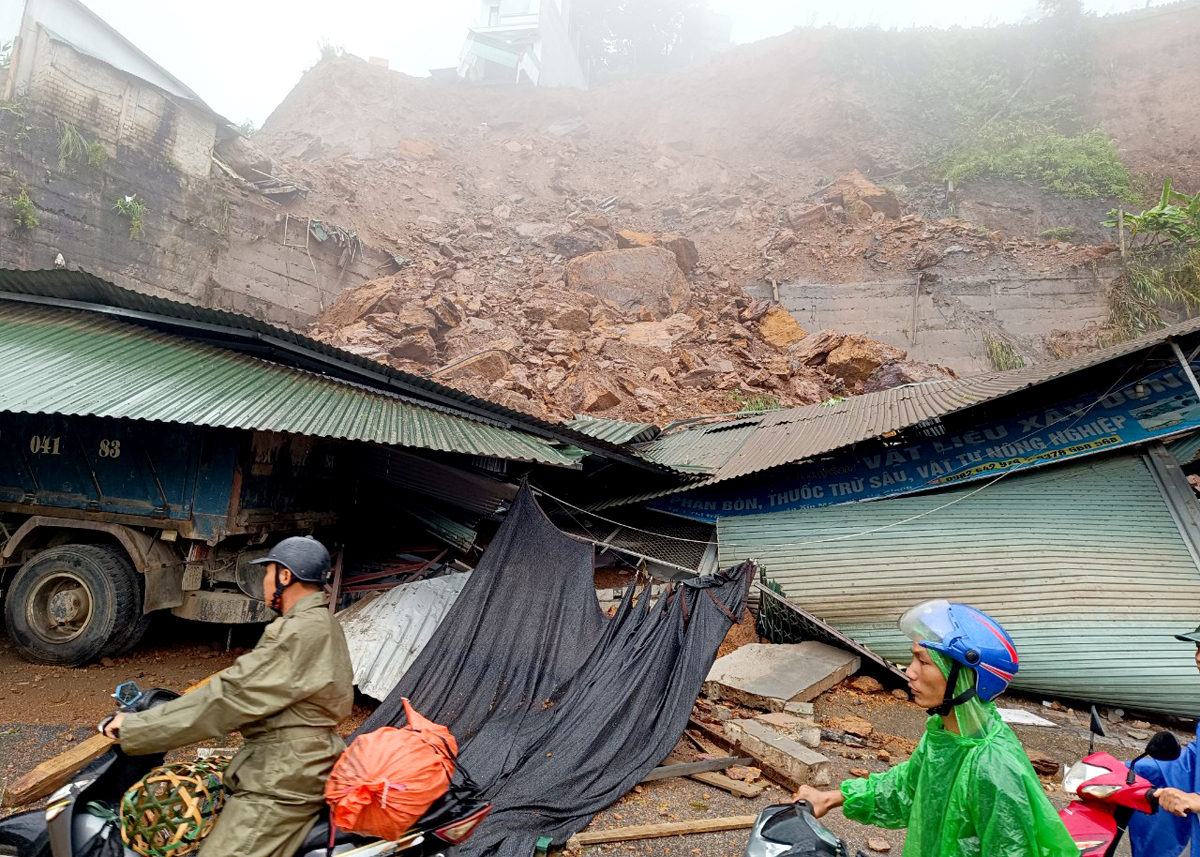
[325, 699, 458, 840]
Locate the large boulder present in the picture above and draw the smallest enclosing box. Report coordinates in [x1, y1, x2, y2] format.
[758, 307, 808, 350]
[565, 247, 690, 317]
[616, 230, 699, 273]
[862, 360, 958, 394]
[824, 170, 901, 220]
[570, 378, 622, 413]
[790, 329, 845, 367]
[823, 335, 907, 388]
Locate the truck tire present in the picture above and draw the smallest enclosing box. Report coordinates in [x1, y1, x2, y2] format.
[100, 554, 152, 657]
[4, 545, 143, 665]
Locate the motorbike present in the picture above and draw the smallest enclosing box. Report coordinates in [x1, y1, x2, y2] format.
[1058, 706, 1182, 857]
[743, 801, 866, 857]
[0, 683, 492, 857]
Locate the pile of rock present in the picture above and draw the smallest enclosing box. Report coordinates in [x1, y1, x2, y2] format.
[310, 221, 957, 422]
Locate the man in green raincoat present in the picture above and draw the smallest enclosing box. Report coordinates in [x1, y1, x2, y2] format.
[102, 537, 354, 857]
[793, 599, 1077, 857]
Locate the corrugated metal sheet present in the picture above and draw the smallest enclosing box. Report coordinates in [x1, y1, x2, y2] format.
[1169, 430, 1200, 466]
[564, 417, 660, 446]
[337, 572, 471, 700]
[0, 302, 581, 467]
[718, 453, 1200, 716]
[0, 269, 676, 474]
[631, 315, 1200, 488]
[361, 445, 518, 518]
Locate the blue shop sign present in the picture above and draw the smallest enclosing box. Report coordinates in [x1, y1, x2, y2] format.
[650, 365, 1200, 522]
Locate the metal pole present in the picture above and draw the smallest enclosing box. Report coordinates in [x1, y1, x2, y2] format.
[1170, 339, 1200, 401]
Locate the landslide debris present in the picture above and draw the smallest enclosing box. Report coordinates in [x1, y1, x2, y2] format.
[309, 219, 962, 422]
[256, 45, 1125, 421]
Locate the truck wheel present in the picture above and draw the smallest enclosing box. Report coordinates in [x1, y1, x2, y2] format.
[101, 555, 152, 657]
[4, 545, 142, 665]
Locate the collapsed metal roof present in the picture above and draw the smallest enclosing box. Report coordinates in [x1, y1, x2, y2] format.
[628, 315, 1200, 490]
[0, 269, 675, 475]
[563, 416, 660, 446]
[0, 302, 584, 467]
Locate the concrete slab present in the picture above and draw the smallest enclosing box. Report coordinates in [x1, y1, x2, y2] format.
[704, 642, 861, 712]
[724, 719, 829, 785]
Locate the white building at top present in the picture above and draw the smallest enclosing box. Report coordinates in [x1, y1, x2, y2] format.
[457, 0, 588, 89]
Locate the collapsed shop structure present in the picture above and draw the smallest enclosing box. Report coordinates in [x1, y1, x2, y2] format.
[592, 319, 1200, 717]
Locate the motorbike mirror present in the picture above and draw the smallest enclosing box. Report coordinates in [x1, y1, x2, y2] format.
[112, 681, 143, 708]
[1146, 731, 1182, 762]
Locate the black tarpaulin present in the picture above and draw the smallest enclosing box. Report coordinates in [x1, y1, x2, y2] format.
[357, 484, 753, 857]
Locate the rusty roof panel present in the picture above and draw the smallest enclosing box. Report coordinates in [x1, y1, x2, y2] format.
[635, 316, 1200, 487]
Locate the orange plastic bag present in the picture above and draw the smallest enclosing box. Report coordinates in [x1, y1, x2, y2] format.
[325, 699, 458, 840]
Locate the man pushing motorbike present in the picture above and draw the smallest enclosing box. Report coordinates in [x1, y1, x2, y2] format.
[792, 599, 1077, 857]
[100, 536, 354, 857]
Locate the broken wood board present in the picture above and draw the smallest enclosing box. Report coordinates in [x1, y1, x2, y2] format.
[3, 675, 213, 807]
[574, 816, 758, 844]
[661, 755, 765, 798]
[642, 756, 749, 783]
[704, 642, 860, 712]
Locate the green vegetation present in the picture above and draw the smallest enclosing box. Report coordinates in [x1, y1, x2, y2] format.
[234, 119, 257, 138]
[1107, 250, 1200, 341]
[835, 8, 1131, 202]
[984, 333, 1025, 371]
[316, 38, 345, 61]
[56, 120, 87, 170]
[1101, 180, 1200, 342]
[0, 39, 12, 73]
[1040, 226, 1078, 241]
[1105, 179, 1200, 248]
[944, 129, 1131, 200]
[113, 194, 147, 239]
[86, 140, 108, 170]
[725, 390, 781, 413]
[10, 187, 38, 230]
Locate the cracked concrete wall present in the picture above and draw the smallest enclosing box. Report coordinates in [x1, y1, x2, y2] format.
[753, 262, 1120, 374]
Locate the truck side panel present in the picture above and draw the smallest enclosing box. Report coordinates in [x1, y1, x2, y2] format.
[0, 413, 238, 541]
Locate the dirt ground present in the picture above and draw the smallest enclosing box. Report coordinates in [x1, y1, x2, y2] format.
[1, 611, 1191, 856]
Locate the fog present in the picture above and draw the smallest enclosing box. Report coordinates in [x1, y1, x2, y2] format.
[2, 0, 1169, 126]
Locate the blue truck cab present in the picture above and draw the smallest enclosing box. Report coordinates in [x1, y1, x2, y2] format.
[0, 411, 345, 664]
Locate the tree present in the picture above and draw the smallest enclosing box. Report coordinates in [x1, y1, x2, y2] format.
[573, 0, 711, 76]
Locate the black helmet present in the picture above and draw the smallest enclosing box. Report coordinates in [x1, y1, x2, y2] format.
[249, 536, 331, 584]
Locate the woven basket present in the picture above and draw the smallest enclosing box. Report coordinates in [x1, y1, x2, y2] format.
[120, 758, 230, 857]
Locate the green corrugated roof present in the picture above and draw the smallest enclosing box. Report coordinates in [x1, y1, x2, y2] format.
[0, 269, 675, 474]
[564, 417, 660, 445]
[0, 302, 583, 467]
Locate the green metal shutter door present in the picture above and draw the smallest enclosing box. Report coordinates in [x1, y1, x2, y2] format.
[718, 454, 1200, 716]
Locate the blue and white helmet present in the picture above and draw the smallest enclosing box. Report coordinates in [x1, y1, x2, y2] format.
[899, 599, 1019, 704]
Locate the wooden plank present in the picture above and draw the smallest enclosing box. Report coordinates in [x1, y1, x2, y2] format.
[574, 816, 758, 845]
[689, 768, 766, 799]
[659, 755, 766, 798]
[3, 675, 213, 807]
[641, 756, 749, 783]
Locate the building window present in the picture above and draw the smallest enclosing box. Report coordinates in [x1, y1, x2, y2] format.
[488, 5, 500, 25]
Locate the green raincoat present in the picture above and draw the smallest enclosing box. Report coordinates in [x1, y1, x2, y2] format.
[120, 591, 354, 857]
[840, 653, 1076, 857]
